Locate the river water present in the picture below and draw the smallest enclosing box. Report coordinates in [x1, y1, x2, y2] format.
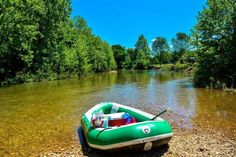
[0, 70, 235, 156]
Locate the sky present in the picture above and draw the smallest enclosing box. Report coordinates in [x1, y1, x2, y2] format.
[71, 0, 206, 48]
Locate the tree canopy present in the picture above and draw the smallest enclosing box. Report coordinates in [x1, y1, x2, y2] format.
[0, 1, 116, 85]
[112, 45, 126, 69]
[171, 32, 191, 63]
[134, 35, 150, 69]
[192, 0, 236, 88]
[152, 37, 169, 65]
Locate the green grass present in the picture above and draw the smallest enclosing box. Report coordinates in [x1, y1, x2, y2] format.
[152, 63, 195, 74]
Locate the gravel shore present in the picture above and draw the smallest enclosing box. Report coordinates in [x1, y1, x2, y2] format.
[41, 126, 236, 157]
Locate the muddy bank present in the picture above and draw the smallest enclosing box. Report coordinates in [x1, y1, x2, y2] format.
[41, 126, 236, 157]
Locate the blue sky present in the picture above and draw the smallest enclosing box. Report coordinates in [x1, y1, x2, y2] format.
[71, 0, 206, 48]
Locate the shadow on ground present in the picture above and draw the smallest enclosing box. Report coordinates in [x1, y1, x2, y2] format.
[77, 127, 169, 157]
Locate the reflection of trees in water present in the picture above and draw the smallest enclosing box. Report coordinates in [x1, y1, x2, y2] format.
[115, 70, 186, 85]
[116, 70, 150, 84]
[156, 72, 186, 83]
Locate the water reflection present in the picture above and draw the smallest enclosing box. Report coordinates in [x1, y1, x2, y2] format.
[0, 70, 235, 156]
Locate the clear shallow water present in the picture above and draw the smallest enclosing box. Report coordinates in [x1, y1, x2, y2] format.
[0, 70, 235, 156]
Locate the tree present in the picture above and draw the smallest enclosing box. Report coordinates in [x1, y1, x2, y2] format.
[0, 0, 72, 81]
[192, 0, 236, 88]
[171, 32, 190, 63]
[152, 37, 169, 65]
[0, 0, 45, 80]
[0, 1, 117, 85]
[60, 16, 92, 77]
[33, 0, 71, 74]
[161, 52, 172, 64]
[123, 48, 135, 69]
[86, 36, 116, 72]
[112, 45, 126, 69]
[103, 42, 117, 71]
[134, 35, 150, 69]
[74, 16, 92, 38]
[73, 16, 116, 72]
[63, 16, 116, 75]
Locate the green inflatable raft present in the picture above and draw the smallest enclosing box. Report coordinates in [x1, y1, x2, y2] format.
[81, 102, 173, 151]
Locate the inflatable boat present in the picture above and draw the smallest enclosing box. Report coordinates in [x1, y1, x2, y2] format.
[81, 102, 173, 151]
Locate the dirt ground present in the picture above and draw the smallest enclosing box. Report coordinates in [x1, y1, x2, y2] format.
[41, 126, 236, 157]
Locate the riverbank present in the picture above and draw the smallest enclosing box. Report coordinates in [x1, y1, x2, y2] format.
[41, 111, 236, 157]
[0, 63, 193, 87]
[41, 126, 236, 157]
[152, 63, 195, 74]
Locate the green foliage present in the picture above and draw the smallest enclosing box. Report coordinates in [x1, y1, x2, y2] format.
[179, 51, 197, 64]
[87, 36, 116, 72]
[158, 63, 190, 73]
[0, 0, 46, 79]
[152, 37, 169, 65]
[64, 36, 90, 76]
[123, 48, 135, 69]
[174, 62, 189, 71]
[112, 45, 126, 69]
[134, 35, 150, 69]
[110, 34, 153, 70]
[73, 16, 116, 72]
[192, 0, 236, 89]
[0, 2, 116, 85]
[171, 32, 190, 63]
[161, 52, 172, 64]
[105, 43, 117, 71]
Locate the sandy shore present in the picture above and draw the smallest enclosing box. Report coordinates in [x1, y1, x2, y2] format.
[41, 125, 236, 157]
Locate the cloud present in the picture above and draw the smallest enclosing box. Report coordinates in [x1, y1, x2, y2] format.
[151, 38, 156, 42]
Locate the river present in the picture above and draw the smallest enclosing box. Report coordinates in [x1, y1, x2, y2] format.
[0, 70, 235, 156]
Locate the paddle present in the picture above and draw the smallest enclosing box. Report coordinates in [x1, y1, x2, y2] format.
[151, 108, 170, 120]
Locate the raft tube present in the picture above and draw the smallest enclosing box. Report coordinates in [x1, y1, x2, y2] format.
[81, 102, 173, 151]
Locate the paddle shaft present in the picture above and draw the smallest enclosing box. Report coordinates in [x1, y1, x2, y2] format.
[151, 109, 168, 120]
